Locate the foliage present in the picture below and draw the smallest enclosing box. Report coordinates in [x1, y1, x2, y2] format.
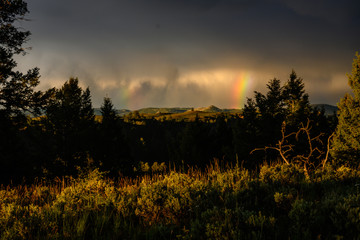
[282, 70, 311, 125]
[1, 164, 360, 239]
[0, 0, 43, 119]
[243, 70, 331, 167]
[331, 52, 360, 167]
[43, 78, 96, 176]
[45, 77, 95, 130]
[0, 0, 47, 183]
[259, 163, 306, 185]
[100, 97, 117, 125]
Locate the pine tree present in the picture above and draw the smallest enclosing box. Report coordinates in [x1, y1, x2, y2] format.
[282, 70, 311, 126]
[81, 87, 94, 122]
[0, 0, 47, 183]
[100, 97, 117, 125]
[0, 0, 42, 119]
[97, 96, 130, 175]
[331, 53, 360, 166]
[45, 77, 95, 174]
[254, 78, 284, 119]
[245, 71, 327, 166]
[46, 77, 94, 130]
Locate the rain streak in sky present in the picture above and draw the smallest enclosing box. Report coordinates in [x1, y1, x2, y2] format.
[17, 0, 360, 109]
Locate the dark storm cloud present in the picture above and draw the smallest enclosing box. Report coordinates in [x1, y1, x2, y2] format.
[18, 0, 360, 108]
[274, 0, 360, 24]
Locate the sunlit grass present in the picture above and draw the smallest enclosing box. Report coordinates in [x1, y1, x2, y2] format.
[1, 162, 360, 239]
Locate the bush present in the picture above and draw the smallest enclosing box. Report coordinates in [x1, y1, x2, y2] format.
[259, 163, 306, 185]
[1, 164, 360, 239]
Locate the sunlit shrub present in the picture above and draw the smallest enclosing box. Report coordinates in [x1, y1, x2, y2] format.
[313, 164, 335, 181]
[334, 166, 359, 181]
[259, 163, 306, 185]
[135, 172, 196, 225]
[0, 189, 22, 206]
[52, 168, 115, 213]
[0, 203, 56, 240]
[313, 165, 360, 183]
[151, 162, 167, 173]
[1, 163, 360, 239]
[134, 161, 167, 174]
[208, 166, 250, 193]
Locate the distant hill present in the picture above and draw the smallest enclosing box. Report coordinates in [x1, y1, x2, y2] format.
[94, 107, 194, 116]
[194, 105, 221, 112]
[136, 107, 191, 114]
[194, 105, 242, 114]
[136, 105, 242, 114]
[311, 104, 338, 116]
[94, 108, 131, 116]
[94, 104, 337, 116]
[93, 105, 242, 117]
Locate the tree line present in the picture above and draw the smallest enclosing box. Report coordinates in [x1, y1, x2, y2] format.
[1, 0, 359, 184]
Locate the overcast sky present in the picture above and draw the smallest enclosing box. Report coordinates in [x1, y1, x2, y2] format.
[16, 0, 360, 109]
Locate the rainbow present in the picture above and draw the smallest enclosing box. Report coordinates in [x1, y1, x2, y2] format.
[232, 73, 252, 109]
[125, 85, 147, 110]
[116, 87, 133, 110]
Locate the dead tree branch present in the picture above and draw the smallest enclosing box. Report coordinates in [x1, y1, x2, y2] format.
[251, 121, 295, 165]
[251, 119, 331, 173]
[322, 131, 335, 169]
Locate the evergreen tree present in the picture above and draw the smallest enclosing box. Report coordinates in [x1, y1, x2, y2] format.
[254, 78, 284, 119]
[242, 79, 286, 163]
[243, 71, 327, 166]
[100, 97, 117, 125]
[255, 79, 286, 162]
[282, 70, 311, 125]
[46, 78, 94, 131]
[45, 77, 95, 174]
[331, 53, 360, 166]
[81, 87, 95, 122]
[0, 0, 46, 183]
[0, 0, 42, 120]
[95, 96, 132, 175]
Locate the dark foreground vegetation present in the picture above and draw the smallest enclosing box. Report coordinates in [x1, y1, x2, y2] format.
[2, 1, 360, 239]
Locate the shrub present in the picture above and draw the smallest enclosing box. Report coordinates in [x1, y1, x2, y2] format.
[259, 163, 306, 185]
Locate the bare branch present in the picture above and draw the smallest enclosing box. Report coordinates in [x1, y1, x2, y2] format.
[322, 132, 335, 169]
[252, 118, 329, 174]
[251, 121, 293, 165]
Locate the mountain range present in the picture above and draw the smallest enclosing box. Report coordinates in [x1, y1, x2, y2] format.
[94, 104, 338, 116]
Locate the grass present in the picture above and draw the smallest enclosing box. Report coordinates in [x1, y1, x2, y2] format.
[1, 162, 360, 239]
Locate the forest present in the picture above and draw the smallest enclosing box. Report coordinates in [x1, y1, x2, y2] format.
[1, 1, 360, 239]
